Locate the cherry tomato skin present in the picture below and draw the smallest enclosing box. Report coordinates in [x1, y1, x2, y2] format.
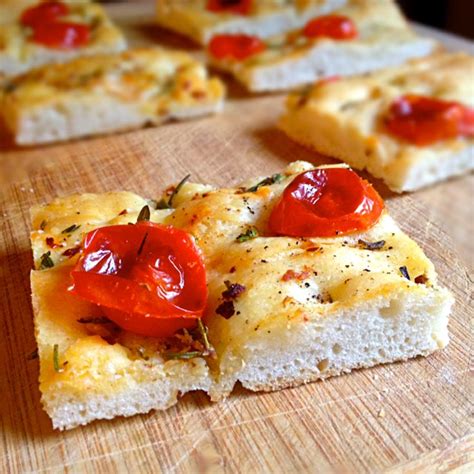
[103, 307, 198, 338]
[385, 95, 474, 146]
[21, 1, 69, 28]
[269, 168, 384, 238]
[207, 0, 252, 15]
[209, 34, 266, 60]
[30, 22, 90, 49]
[303, 15, 358, 40]
[70, 222, 208, 338]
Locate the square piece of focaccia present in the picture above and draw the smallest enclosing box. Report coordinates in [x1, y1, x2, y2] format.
[0, 2, 126, 79]
[279, 53, 474, 192]
[1, 48, 225, 145]
[30, 161, 453, 430]
[156, 0, 348, 45]
[207, 0, 437, 92]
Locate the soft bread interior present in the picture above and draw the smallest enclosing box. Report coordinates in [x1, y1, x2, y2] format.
[210, 288, 451, 399]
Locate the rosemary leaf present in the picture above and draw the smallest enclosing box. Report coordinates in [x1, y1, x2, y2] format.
[136, 205, 151, 223]
[197, 319, 211, 352]
[246, 173, 284, 193]
[236, 227, 259, 243]
[164, 351, 203, 360]
[77, 317, 112, 324]
[358, 239, 386, 251]
[39, 251, 54, 270]
[53, 344, 62, 372]
[169, 174, 191, 207]
[156, 199, 172, 210]
[399, 266, 411, 280]
[61, 224, 80, 234]
[137, 232, 149, 256]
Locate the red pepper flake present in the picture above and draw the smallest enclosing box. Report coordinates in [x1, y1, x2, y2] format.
[216, 300, 235, 319]
[45, 237, 61, 249]
[118, 209, 128, 216]
[192, 90, 206, 100]
[62, 246, 81, 258]
[281, 269, 311, 282]
[229, 266, 236, 274]
[222, 280, 246, 300]
[414, 274, 429, 284]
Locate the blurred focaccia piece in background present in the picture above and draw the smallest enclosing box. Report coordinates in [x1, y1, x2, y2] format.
[206, 0, 437, 92]
[1, 47, 225, 145]
[0, 1, 125, 78]
[156, 0, 348, 45]
[279, 53, 474, 192]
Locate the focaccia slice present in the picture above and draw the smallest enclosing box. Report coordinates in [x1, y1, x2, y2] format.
[0, 2, 126, 79]
[1, 47, 225, 145]
[30, 162, 452, 430]
[279, 53, 474, 192]
[156, 0, 347, 45]
[207, 0, 436, 92]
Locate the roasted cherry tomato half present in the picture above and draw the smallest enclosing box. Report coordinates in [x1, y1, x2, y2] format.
[30, 21, 90, 49]
[207, 0, 252, 15]
[209, 34, 265, 60]
[385, 94, 474, 146]
[269, 168, 384, 237]
[21, 1, 69, 28]
[303, 15, 358, 40]
[70, 222, 208, 338]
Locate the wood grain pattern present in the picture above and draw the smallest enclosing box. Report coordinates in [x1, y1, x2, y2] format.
[0, 4, 472, 473]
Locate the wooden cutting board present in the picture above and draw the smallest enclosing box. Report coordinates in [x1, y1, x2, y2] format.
[0, 4, 472, 473]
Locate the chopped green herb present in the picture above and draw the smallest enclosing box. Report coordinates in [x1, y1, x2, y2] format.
[156, 174, 191, 209]
[236, 227, 259, 243]
[136, 205, 151, 223]
[169, 174, 191, 207]
[39, 220, 47, 231]
[246, 173, 285, 193]
[156, 199, 172, 210]
[62, 224, 80, 234]
[197, 319, 212, 354]
[399, 266, 411, 280]
[53, 344, 62, 372]
[358, 239, 386, 251]
[27, 348, 38, 360]
[164, 351, 203, 360]
[39, 251, 54, 270]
